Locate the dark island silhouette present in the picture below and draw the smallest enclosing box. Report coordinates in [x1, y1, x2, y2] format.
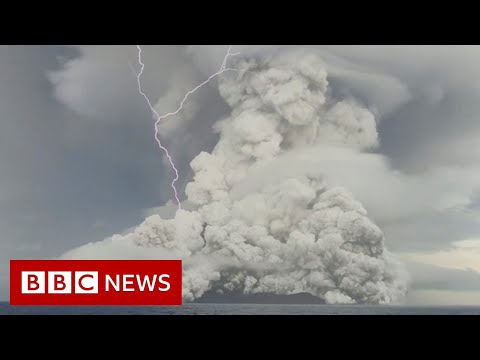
[194, 290, 326, 304]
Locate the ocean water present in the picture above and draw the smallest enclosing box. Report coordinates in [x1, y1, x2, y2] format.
[1, 302, 480, 315]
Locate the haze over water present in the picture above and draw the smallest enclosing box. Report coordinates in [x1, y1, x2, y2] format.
[2, 303, 480, 315]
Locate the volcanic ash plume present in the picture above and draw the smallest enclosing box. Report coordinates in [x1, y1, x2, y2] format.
[63, 49, 409, 304]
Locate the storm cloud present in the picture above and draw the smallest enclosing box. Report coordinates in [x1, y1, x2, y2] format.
[2, 45, 480, 305]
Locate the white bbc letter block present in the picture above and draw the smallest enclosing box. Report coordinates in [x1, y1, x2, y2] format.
[48, 272, 72, 294]
[74, 272, 99, 294]
[21, 272, 45, 294]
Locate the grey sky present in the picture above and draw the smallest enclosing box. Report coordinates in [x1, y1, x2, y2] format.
[1, 45, 480, 304]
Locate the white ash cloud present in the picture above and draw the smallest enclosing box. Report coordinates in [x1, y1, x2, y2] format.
[61, 48, 409, 304]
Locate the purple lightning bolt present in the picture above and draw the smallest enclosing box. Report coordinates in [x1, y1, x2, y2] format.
[134, 45, 239, 209]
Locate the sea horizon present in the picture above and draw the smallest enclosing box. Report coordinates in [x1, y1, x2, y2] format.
[2, 302, 480, 315]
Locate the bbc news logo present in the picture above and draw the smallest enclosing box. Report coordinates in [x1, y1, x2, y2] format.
[21, 271, 100, 294]
[10, 260, 182, 306]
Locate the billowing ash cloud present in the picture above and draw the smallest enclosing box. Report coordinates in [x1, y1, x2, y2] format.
[61, 49, 409, 304]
